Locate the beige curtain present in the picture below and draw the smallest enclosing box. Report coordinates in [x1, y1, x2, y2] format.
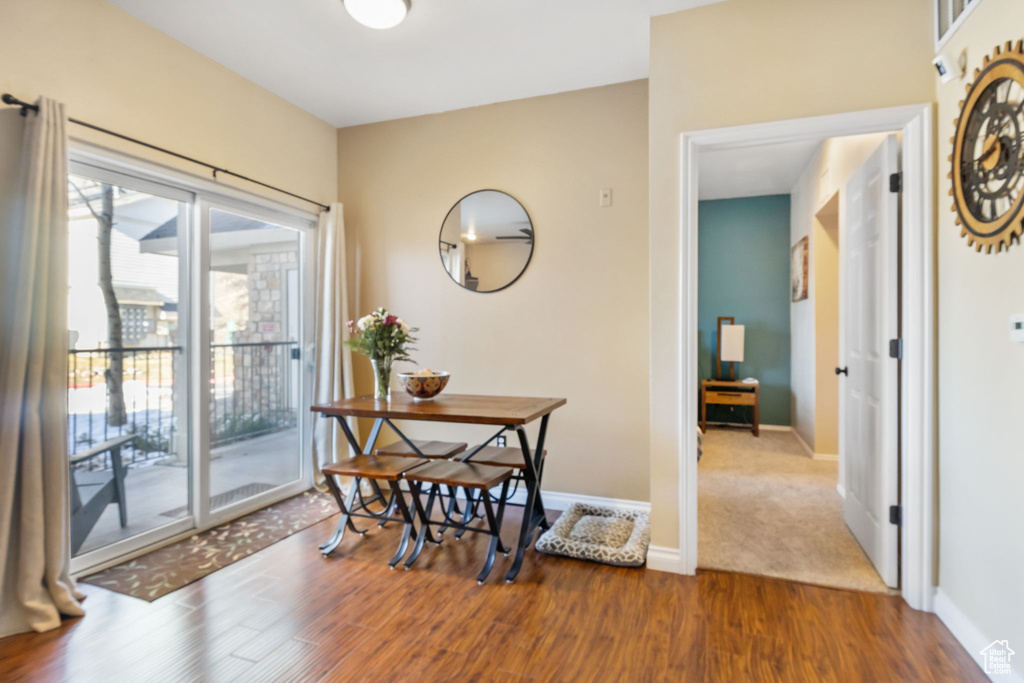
[0, 97, 85, 637]
[311, 202, 358, 489]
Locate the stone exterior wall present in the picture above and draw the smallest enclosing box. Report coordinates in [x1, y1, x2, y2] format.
[225, 248, 298, 434]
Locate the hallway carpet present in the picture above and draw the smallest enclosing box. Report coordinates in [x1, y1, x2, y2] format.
[698, 429, 891, 593]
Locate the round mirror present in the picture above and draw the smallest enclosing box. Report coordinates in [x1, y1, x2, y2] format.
[438, 190, 534, 293]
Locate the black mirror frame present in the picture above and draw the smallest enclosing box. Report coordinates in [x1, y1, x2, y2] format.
[437, 189, 534, 294]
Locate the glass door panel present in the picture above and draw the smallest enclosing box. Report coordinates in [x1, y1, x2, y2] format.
[207, 207, 303, 512]
[67, 172, 191, 558]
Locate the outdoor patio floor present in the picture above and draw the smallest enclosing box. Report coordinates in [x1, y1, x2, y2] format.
[75, 429, 301, 556]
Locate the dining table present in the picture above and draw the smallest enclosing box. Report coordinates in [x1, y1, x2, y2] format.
[311, 393, 567, 583]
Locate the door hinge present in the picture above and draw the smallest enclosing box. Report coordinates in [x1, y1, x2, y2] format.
[889, 338, 903, 359]
[889, 505, 902, 526]
[889, 172, 902, 193]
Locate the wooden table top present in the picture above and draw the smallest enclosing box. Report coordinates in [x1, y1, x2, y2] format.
[311, 393, 567, 426]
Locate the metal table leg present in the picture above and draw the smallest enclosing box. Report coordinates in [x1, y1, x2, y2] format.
[320, 474, 367, 555]
[505, 414, 550, 583]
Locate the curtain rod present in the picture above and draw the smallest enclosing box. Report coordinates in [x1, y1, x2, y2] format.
[1, 93, 330, 212]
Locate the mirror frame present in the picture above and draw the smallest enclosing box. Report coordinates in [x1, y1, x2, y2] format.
[437, 189, 534, 294]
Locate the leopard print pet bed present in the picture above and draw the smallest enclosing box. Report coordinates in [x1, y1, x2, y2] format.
[534, 502, 651, 567]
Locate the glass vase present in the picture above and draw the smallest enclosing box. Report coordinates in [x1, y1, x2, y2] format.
[371, 357, 393, 401]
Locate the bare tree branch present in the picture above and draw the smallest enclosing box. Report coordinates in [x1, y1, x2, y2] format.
[68, 180, 102, 223]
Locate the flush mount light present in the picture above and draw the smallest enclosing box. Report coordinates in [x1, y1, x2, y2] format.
[344, 0, 410, 29]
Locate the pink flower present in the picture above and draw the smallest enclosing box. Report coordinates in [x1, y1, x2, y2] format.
[384, 314, 399, 327]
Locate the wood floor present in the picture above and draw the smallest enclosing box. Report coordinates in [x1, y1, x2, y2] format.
[0, 507, 983, 682]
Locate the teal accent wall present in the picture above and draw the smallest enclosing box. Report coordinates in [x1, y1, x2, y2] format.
[698, 195, 791, 426]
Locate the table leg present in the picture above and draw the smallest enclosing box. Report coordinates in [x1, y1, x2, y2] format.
[753, 387, 760, 437]
[477, 479, 510, 584]
[387, 480, 416, 569]
[320, 474, 366, 556]
[505, 416, 550, 583]
[404, 483, 440, 569]
[455, 488, 478, 540]
[701, 384, 707, 432]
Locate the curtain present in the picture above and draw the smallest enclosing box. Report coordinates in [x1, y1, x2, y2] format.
[311, 202, 358, 489]
[0, 97, 85, 637]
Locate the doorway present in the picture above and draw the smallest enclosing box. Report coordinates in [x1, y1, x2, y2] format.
[66, 153, 315, 573]
[652, 104, 935, 611]
[694, 132, 900, 593]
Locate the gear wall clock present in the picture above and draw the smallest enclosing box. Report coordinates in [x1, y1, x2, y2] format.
[949, 40, 1024, 253]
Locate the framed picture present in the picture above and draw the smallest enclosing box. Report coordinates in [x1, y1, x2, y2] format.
[791, 237, 808, 302]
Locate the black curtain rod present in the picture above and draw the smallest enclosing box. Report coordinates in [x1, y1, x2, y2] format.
[2, 93, 330, 212]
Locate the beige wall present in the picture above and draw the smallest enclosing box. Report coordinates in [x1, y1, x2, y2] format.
[789, 133, 892, 462]
[337, 81, 650, 501]
[649, 0, 935, 547]
[812, 199, 839, 457]
[0, 0, 337, 209]
[933, 0, 1024, 659]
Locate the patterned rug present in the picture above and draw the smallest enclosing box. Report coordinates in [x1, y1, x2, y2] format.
[82, 489, 337, 601]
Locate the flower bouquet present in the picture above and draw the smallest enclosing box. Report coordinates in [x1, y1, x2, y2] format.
[345, 308, 418, 400]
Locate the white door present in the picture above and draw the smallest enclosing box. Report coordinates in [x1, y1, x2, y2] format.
[840, 134, 900, 588]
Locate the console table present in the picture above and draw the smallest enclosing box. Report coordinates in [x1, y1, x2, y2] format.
[700, 379, 760, 436]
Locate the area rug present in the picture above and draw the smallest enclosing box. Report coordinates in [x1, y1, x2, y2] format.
[698, 429, 893, 594]
[82, 489, 336, 601]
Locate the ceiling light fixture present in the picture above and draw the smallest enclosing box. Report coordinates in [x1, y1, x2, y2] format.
[344, 0, 410, 30]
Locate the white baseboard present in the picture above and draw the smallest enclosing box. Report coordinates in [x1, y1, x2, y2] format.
[759, 424, 792, 432]
[791, 428, 815, 458]
[836, 483, 846, 499]
[934, 588, 1021, 682]
[790, 427, 839, 461]
[646, 545, 688, 574]
[465, 487, 650, 515]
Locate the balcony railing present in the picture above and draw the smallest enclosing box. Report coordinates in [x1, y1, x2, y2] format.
[68, 341, 299, 471]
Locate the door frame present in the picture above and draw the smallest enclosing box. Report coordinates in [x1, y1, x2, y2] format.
[68, 140, 318, 575]
[652, 104, 935, 611]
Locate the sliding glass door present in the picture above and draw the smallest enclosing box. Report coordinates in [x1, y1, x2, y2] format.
[67, 167, 194, 563]
[204, 205, 306, 516]
[67, 157, 314, 572]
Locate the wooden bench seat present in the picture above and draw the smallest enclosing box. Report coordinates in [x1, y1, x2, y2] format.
[375, 439, 468, 459]
[462, 445, 546, 469]
[404, 460, 513, 490]
[322, 454, 428, 481]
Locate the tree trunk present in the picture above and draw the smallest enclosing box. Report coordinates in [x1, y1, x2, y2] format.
[97, 185, 127, 426]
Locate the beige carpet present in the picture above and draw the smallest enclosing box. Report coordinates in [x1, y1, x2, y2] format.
[698, 428, 892, 593]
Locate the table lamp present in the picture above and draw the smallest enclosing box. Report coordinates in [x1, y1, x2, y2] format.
[717, 317, 745, 380]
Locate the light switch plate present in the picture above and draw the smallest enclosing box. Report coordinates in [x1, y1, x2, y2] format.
[1010, 314, 1024, 342]
[599, 188, 612, 207]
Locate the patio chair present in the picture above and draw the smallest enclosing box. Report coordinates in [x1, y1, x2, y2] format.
[70, 434, 134, 555]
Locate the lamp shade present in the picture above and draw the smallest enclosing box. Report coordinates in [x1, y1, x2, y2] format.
[720, 324, 745, 363]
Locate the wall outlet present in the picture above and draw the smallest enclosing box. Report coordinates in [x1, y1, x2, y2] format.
[599, 188, 612, 207]
[496, 435, 507, 447]
[1010, 314, 1024, 343]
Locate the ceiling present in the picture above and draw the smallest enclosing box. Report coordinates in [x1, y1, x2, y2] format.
[698, 139, 822, 201]
[105, 0, 723, 128]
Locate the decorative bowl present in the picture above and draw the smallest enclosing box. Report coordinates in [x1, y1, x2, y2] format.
[397, 370, 451, 400]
